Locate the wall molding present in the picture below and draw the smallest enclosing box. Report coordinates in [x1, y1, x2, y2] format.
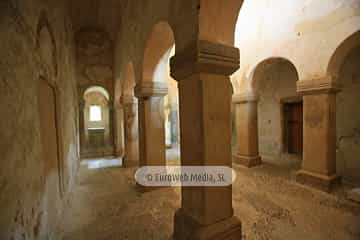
[296, 76, 342, 95]
[170, 40, 240, 80]
[232, 92, 258, 104]
[135, 81, 168, 97]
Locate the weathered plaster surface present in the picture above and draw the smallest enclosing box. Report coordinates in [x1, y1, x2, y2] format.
[0, 1, 78, 239]
[256, 60, 299, 161]
[232, 0, 360, 92]
[337, 46, 360, 183]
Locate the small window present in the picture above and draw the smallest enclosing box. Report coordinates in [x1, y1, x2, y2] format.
[89, 105, 102, 122]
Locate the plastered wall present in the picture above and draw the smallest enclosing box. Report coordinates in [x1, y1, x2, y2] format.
[337, 46, 360, 184]
[232, 0, 360, 91]
[0, 1, 79, 239]
[256, 61, 299, 161]
[232, 0, 360, 181]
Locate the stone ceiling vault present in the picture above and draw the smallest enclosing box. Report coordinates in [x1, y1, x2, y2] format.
[67, 0, 128, 40]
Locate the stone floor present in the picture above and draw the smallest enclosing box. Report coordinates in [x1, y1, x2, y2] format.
[58, 150, 360, 240]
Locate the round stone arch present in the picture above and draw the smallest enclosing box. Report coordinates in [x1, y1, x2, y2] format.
[80, 85, 114, 158]
[141, 21, 175, 84]
[327, 30, 360, 81]
[249, 57, 301, 162]
[327, 30, 360, 183]
[248, 57, 300, 95]
[81, 84, 112, 102]
[199, 0, 244, 46]
[137, 21, 175, 121]
[83, 85, 110, 102]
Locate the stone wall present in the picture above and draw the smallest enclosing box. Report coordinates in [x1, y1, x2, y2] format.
[231, 0, 360, 182]
[0, 1, 78, 239]
[256, 61, 299, 161]
[232, 0, 360, 91]
[337, 46, 360, 184]
[83, 92, 113, 158]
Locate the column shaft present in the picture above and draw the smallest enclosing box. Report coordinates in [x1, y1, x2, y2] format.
[233, 94, 261, 167]
[122, 96, 139, 167]
[296, 78, 341, 192]
[171, 41, 242, 240]
[113, 104, 124, 158]
[135, 82, 167, 168]
[79, 100, 85, 158]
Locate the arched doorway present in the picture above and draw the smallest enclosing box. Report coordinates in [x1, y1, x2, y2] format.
[80, 86, 113, 158]
[136, 21, 177, 168]
[252, 58, 301, 165]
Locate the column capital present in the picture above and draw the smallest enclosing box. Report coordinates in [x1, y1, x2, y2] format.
[135, 82, 168, 98]
[121, 94, 137, 105]
[232, 92, 258, 104]
[170, 40, 240, 80]
[297, 76, 342, 95]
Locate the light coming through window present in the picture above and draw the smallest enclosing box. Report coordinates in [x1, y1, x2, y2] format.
[89, 105, 102, 121]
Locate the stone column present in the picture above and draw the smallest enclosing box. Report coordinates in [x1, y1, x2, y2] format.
[171, 41, 242, 240]
[79, 100, 86, 158]
[108, 105, 114, 147]
[113, 103, 124, 158]
[170, 107, 179, 148]
[122, 95, 139, 167]
[135, 82, 167, 167]
[296, 78, 341, 192]
[232, 93, 262, 167]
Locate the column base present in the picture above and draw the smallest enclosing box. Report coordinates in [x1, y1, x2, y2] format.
[123, 158, 139, 168]
[114, 149, 124, 158]
[296, 170, 341, 192]
[233, 154, 262, 168]
[174, 209, 242, 240]
[135, 183, 170, 193]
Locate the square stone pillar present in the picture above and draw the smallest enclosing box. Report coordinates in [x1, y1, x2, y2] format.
[121, 95, 139, 167]
[108, 105, 115, 149]
[135, 82, 168, 168]
[170, 40, 242, 240]
[113, 103, 123, 158]
[296, 78, 341, 192]
[114, 102, 126, 158]
[232, 93, 261, 167]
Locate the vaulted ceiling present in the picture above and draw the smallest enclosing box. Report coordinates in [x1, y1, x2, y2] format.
[67, 0, 129, 40]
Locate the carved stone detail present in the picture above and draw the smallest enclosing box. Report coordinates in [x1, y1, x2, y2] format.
[297, 76, 342, 95]
[135, 81, 168, 97]
[232, 92, 258, 104]
[170, 40, 240, 80]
